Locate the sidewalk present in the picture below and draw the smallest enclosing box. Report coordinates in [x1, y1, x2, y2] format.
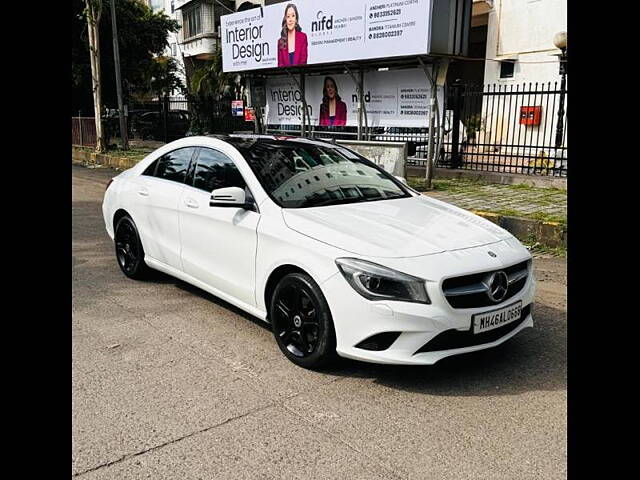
[409, 176, 567, 251]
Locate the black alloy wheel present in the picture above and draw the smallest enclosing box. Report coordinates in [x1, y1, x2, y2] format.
[114, 215, 151, 279]
[270, 272, 338, 369]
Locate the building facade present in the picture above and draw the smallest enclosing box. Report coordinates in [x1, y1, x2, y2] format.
[146, 0, 237, 91]
[144, 0, 187, 95]
[482, 0, 567, 85]
[448, 0, 567, 86]
[456, 0, 568, 170]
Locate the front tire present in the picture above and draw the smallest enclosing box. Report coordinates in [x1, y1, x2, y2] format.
[270, 273, 338, 369]
[114, 215, 151, 279]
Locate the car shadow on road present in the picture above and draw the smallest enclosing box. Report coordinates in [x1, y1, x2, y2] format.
[147, 272, 566, 398]
[166, 273, 273, 331]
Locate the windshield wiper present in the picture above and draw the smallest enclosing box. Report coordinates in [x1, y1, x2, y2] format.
[301, 196, 371, 208]
[299, 192, 406, 208]
[383, 193, 406, 200]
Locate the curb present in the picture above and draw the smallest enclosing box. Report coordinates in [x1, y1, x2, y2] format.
[72, 149, 144, 170]
[470, 210, 566, 249]
[406, 166, 567, 190]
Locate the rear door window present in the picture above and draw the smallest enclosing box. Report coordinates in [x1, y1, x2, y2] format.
[142, 159, 158, 176]
[154, 147, 197, 183]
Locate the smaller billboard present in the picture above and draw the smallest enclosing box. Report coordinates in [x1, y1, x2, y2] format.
[232, 100, 245, 117]
[244, 107, 256, 122]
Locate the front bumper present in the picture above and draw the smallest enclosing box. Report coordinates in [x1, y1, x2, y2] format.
[321, 264, 536, 365]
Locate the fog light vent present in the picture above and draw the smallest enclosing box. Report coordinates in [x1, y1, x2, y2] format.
[355, 332, 402, 351]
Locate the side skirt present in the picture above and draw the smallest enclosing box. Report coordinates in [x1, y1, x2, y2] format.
[144, 256, 268, 322]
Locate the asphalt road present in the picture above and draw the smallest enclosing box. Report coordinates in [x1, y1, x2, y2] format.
[72, 164, 567, 479]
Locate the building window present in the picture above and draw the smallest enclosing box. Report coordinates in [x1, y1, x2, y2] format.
[171, 43, 177, 56]
[171, 1, 175, 13]
[183, 5, 202, 39]
[499, 60, 516, 79]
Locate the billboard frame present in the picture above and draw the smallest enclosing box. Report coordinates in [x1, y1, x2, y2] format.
[220, 0, 472, 75]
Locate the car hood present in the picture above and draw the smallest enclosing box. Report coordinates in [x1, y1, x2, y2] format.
[282, 195, 513, 258]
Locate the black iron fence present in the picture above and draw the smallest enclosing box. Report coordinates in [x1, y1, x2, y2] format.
[188, 97, 250, 136]
[122, 96, 191, 143]
[437, 82, 568, 177]
[99, 96, 248, 144]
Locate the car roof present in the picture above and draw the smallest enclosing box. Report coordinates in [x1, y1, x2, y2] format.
[205, 134, 338, 151]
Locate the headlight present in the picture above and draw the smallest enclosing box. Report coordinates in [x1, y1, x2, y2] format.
[335, 258, 430, 304]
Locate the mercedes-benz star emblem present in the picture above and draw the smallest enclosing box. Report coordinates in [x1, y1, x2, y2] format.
[485, 271, 509, 303]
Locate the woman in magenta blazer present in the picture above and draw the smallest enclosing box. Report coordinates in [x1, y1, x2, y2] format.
[277, 3, 308, 67]
[319, 77, 347, 127]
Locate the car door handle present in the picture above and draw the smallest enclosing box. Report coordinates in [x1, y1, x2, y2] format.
[184, 198, 199, 209]
[138, 187, 149, 197]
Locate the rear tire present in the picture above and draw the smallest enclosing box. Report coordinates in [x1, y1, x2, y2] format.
[114, 215, 151, 279]
[270, 272, 339, 369]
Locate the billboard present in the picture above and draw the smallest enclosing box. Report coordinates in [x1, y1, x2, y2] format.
[221, 0, 433, 72]
[265, 68, 444, 128]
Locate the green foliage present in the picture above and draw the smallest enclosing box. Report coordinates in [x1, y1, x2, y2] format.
[528, 150, 554, 175]
[190, 45, 232, 100]
[148, 56, 186, 98]
[465, 114, 482, 141]
[72, 0, 183, 114]
[187, 44, 240, 135]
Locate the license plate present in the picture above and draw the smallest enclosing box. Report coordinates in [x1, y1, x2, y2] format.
[472, 301, 523, 334]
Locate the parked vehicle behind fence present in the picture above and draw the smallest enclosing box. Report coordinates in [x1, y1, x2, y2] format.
[133, 110, 190, 141]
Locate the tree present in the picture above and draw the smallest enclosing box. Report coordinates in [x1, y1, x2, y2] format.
[85, 0, 105, 152]
[188, 45, 240, 134]
[190, 46, 232, 100]
[149, 56, 186, 99]
[72, 0, 182, 115]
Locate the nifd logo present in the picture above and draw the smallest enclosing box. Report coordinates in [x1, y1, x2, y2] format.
[312, 11, 333, 32]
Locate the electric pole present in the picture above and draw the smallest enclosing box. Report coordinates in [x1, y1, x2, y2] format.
[110, 0, 128, 150]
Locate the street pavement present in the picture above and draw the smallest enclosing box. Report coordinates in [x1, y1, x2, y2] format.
[72, 164, 567, 479]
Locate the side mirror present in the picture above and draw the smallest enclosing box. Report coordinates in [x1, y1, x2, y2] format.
[210, 186, 254, 210]
[395, 176, 408, 185]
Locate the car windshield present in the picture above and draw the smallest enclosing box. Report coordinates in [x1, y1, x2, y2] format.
[235, 139, 410, 208]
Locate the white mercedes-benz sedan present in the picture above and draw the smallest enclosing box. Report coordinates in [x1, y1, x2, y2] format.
[103, 135, 535, 369]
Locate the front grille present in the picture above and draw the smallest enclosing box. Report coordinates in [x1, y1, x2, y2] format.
[442, 260, 530, 309]
[414, 304, 531, 355]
